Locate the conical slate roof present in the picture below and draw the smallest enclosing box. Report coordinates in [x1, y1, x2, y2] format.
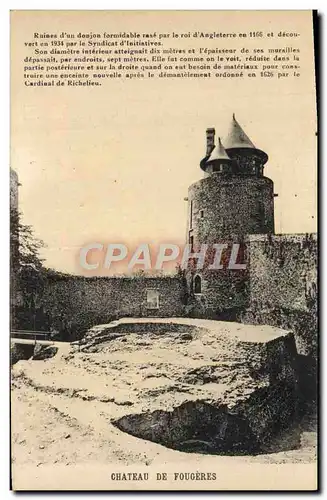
[224, 114, 256, 149]
[207, 137, 232, 162]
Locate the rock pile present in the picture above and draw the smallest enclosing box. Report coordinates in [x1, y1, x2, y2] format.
[79, 318, 299, 454]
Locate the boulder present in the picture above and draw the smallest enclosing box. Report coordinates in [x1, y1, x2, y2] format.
[32, 344, 58, 361]
[11, 342, 34, 365]
[80, 318, 299, 455]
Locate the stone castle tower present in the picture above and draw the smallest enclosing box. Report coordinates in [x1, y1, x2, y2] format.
[185, 115, 276, 317]
[187, 114, 275, 247]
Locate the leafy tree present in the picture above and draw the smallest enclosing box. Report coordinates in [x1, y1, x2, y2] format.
[10, 202, 46, 329]
[10, 209, 44, 271]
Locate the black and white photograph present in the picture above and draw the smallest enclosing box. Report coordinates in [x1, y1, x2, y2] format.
[9, 10, 318, 491]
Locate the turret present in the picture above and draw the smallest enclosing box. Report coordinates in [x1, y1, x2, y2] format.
[224, 114, 268, 176]
[203, 137, 233, 175]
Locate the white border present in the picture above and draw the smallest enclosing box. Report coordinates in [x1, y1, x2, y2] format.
[2, 3, 325, 499]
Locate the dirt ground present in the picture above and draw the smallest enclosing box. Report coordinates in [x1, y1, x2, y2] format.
[11, 328, 317, 490]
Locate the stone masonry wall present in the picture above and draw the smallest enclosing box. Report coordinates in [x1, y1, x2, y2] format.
[41, 275, 185, 340]
[240, 233, 318, 408]
[246, 234, 317, 315]
[185, 267, 248, 319]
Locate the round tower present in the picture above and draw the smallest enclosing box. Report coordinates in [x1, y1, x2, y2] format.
[185, 115, 275, 318]
[188, 114, 274, 246]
